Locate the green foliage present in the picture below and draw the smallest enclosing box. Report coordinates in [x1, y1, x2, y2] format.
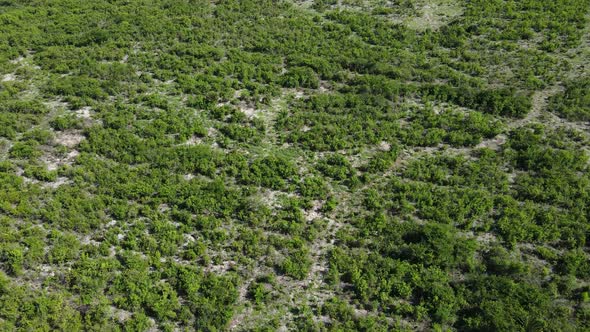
[0, 100, 48, 114]
[240, 155, 298, 190]
[247, 281, 271, 306]
[422, 85, 532, 118]
[317, 154, 358, 187]
[9, 140, 41, 159]
[280, 246, 312, 280]
[549, 76, 590, 120]
[364, 148, 398, 173]
[281, 66, 320, 89]
[0, 0, 589, 330]
[24, 165, 58, 182]
[299, 176, 329, 199]
[1, 244, 24, 276]
[50, 114, 82, 130]
[457, 276, 555, 331]
[0, 277, 83, 331]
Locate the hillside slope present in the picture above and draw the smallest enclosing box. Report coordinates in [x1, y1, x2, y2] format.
[0, 0, 590, 330]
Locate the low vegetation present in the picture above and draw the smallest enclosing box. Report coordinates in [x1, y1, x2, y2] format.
[0, 0, 589, 330]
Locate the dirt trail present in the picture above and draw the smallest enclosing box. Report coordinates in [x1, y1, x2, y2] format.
[507, 86, 563, 130]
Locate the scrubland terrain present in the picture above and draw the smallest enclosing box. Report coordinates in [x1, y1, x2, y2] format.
[1, 0, 590, 331]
